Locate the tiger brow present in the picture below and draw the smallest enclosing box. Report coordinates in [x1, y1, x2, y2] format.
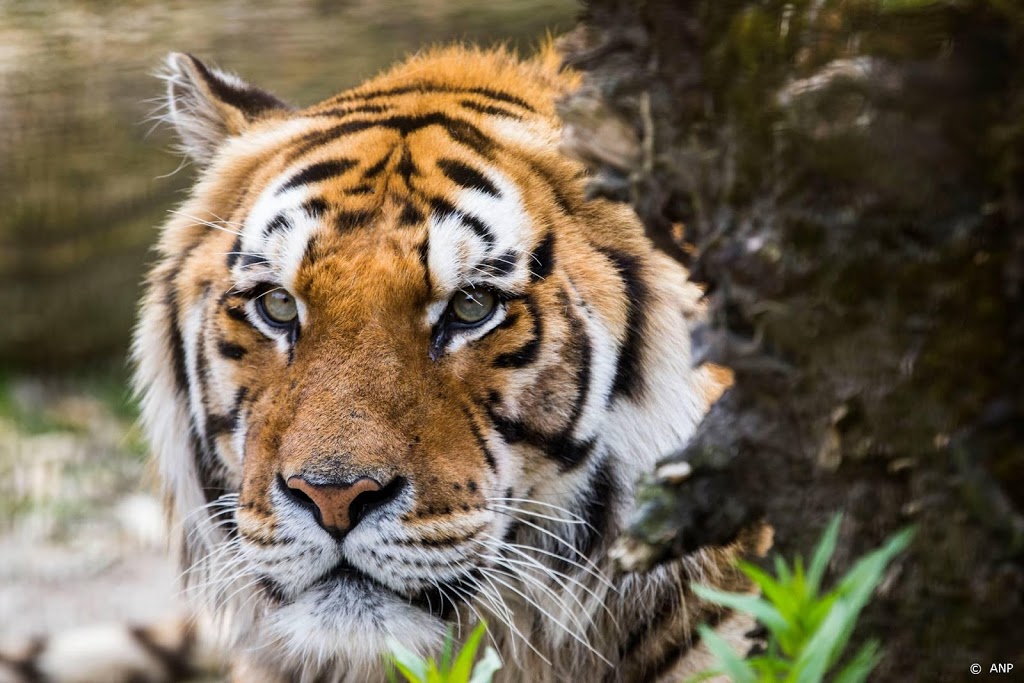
[277, 158, 358, 194]
[324, 83, 537, 112]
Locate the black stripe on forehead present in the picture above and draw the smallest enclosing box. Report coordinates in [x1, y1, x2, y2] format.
[480, 249, 518, 278]
[277, 158, 357, 194]
[437, 158, 500, 197]
[265, 213, 292, 235]
[459, 99, 522, 119]
[361, 152, 393, 180]
[302, 197, 329, 218]
[315, 102, 394, 117]
[326, 83, 537, 112]
[397, 148, 417, 184]
[400, 201, 425, 227]
[336, 210, 376, 234]
[427, 196, 495, 248]
[293, 113, 495, 163]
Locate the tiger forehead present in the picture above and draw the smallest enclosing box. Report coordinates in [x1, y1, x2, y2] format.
[233, 117, 552, 302]
[255, 75, 554, 229]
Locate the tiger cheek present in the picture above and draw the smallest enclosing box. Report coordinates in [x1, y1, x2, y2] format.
[237, 395, 286, 505]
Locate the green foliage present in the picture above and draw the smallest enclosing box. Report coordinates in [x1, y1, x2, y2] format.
[691, 515, 913, 683]
[386, 622, 502, 683]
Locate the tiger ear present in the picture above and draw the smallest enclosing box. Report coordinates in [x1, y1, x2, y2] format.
[162, 53, 292, 166]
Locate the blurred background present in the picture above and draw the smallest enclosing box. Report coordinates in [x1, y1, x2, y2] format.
[0, 0, 576, 644]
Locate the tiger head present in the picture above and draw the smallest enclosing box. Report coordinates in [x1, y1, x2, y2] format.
[135, 46, 727, 679]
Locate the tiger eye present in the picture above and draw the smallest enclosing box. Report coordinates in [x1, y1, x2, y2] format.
[259, 290, 298, 326]
[451, 287, 496, 325]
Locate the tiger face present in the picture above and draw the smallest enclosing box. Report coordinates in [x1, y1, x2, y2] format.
[136, 46, 733, 680]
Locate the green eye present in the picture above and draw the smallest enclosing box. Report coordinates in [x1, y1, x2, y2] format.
[258, 289, 299, 326]
[450, 287, 497, 325]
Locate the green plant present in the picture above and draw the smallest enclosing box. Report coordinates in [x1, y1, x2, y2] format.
[386, 622, 502, 683]
[690, 514, 914, 683]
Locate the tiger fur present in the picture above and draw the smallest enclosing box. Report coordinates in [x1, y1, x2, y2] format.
[1, 44, 767, 683]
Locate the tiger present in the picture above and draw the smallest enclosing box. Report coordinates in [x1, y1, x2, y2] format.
[0, 44, 768, 683]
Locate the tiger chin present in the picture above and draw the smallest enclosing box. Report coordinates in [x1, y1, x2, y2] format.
[91, 45, 762, 683]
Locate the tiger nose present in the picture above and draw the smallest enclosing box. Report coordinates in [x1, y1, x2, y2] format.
[282, 475, 404, 536]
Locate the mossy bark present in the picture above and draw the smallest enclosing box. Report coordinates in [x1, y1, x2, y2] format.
[559, 1, 1024, 679]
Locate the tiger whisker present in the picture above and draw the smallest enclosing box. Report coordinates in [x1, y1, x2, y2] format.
[154, 153, 192, 178]
[431, 578, 463, 637]
[478, 567, 607, 665]
[487, 502, 590, 527]
[481, 537, 620, 628]
[179, 493, 239, 522]
[485, 496, 588, 523]
[202, 210, 246, 229]
[182, 566, 249, 598]
[483, 533, 616, 592]
[169, 209, 245, 236]
[481, 548, 599, 630]
[479, 553, 597, 635]
[490, 516, 613, 589]
[443, 580, 512, 661]
[184, 509, 237, 540]
[214, 576, 266, 613]
[463, 571, 541, 664]
[177, 535, 242, 587]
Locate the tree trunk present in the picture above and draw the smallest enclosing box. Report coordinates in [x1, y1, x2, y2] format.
[558, 1, 1024, 680]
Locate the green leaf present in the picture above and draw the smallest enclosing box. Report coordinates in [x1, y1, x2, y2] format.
[696, 625, 756, 683]
[425, 658, 444, 683]
[691, 583, 789, 633]
[833, 640, 883, 683]
[795, 527, 914, 678]
[439, 626, 455, 674]
[692, 520, 912, 683]
[738, 561, 799, 624]
[450, 622, 489, 683]
[793, 598, 856, 683]
[468, 646, 503, 683]
[386, 638, 429, 683]
[748, 654, 791, 677]
[807, 514, 842, 596]
[774, 554, 793, 585]
[803, 591, 839, 633]
[836, 527, 914, 611]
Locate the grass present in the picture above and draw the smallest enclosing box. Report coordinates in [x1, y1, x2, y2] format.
[386, 622, 502, 683]
[690, 514, 914, 683]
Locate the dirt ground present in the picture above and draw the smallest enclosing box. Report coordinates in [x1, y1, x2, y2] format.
[0, 376, 188, 647]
